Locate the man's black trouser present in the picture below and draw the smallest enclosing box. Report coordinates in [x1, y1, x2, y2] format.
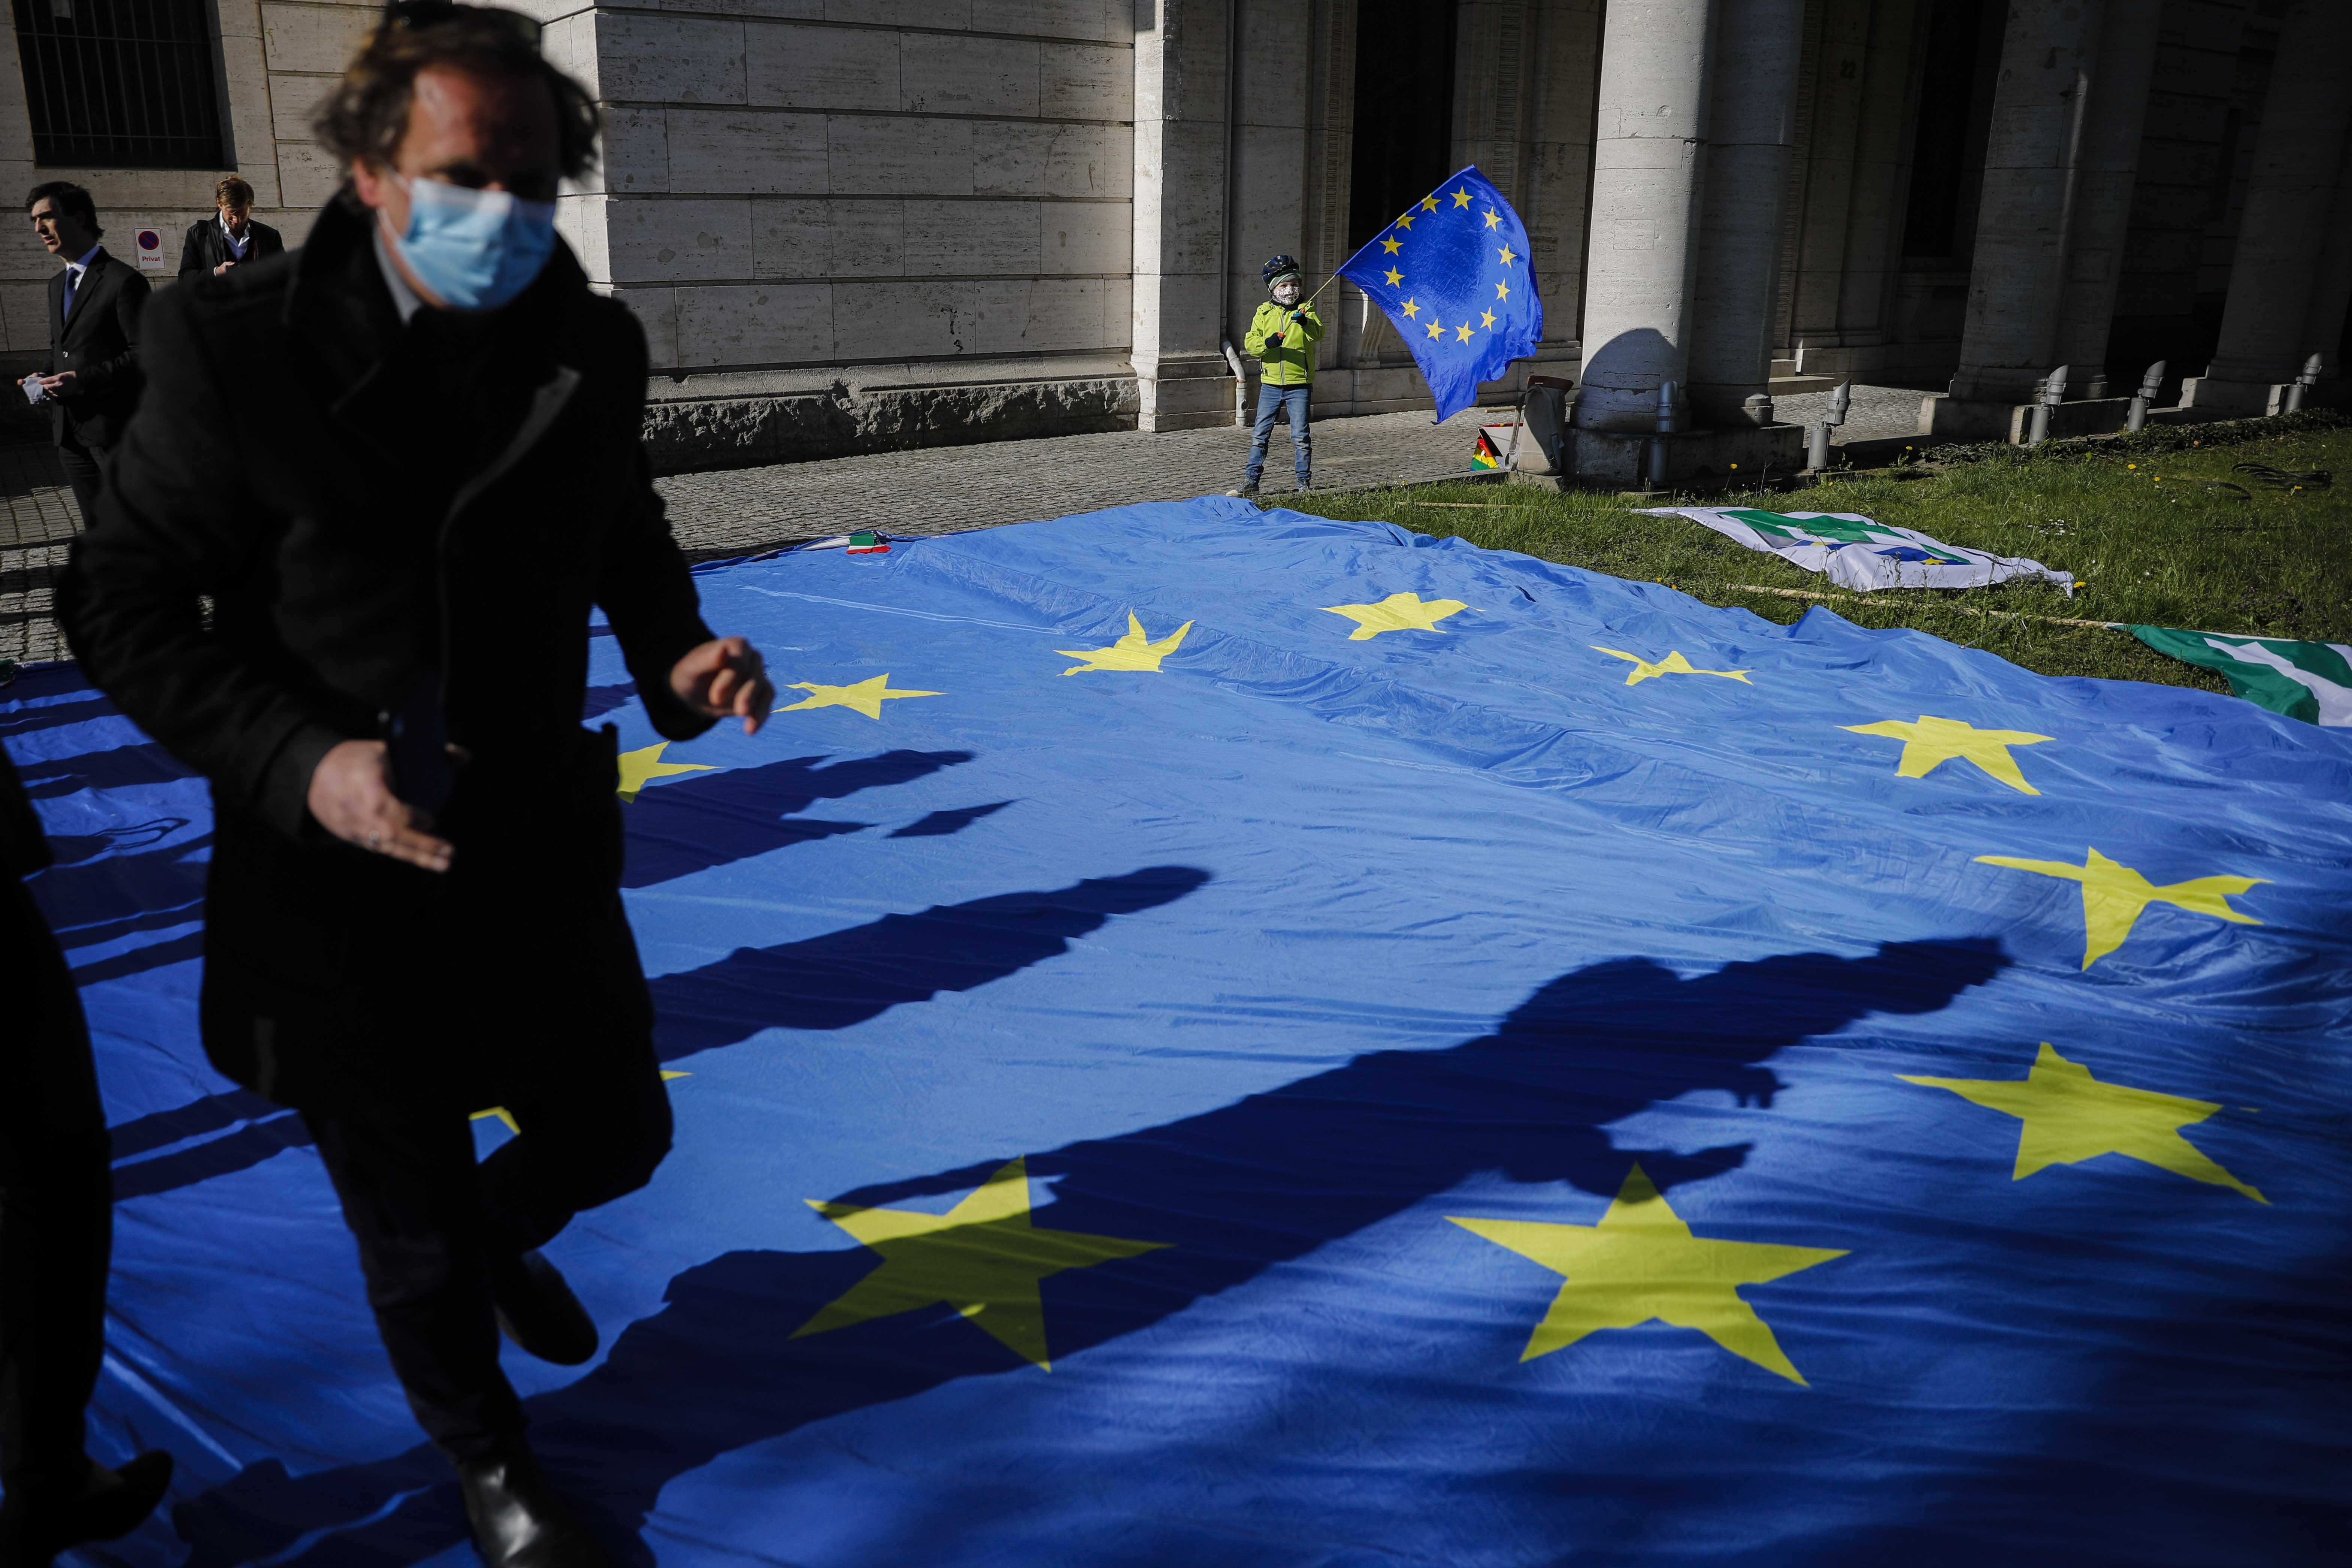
[302, 1044, 673, 1461]
[52, 430, 105, 529]
[0, 876, 112, 1510]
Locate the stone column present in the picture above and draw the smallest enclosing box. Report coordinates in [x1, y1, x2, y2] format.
[1574, 0, 1718, 433]
[1946, 0, 2110, 406]
[1684, 0, 1804, 428]
[2300, 115, 2352, 394]
[2050, 0, 2165, 399]
[2186, 0, 2352, 414]
[1132, 0, 1237, 432]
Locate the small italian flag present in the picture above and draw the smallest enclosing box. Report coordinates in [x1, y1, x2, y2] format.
[2128, 626, 2352, 726]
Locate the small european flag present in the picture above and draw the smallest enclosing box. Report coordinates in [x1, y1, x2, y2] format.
[1338, 164, 1543, 424]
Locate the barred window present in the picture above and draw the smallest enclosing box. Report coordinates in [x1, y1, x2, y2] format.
[12, 0, 224, 169]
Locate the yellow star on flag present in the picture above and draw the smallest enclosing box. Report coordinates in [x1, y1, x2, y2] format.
[615, 741, 714, 803]
[1381, 236, 1402, 254]
[1058, 612, 1193, 675]
[1499, 244, 1517, 266]
[1841, 714, 2053, 794]
[1455, 321, 1474, 343]
[1496, 280, 1511, 301]
[1973, 847, 2264, 969]
[1483, 207, 1502, 229]
[1592, 647, 1753, 686]
[1395, 212, 1416, 231]
[1452, 187, 1473, 208]
[1480, 308, 1498, 329]
[1323, 591, 1472, 640]
[794, 1157, 1166, 1370]
[1383, 266, 1403, 287]
[1426, 320, 1444, 339]
[476, 1070, 691, 1135]
[1401, 297, 1420, 318]
[1902, 1044, 2264, 1202]
[1450, 1163, 1846, 1384]
[776, 673, 942, 721]
[1420, 195, 1439, 212]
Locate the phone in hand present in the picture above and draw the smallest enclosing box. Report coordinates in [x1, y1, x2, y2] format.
[381, 676, 456, 818]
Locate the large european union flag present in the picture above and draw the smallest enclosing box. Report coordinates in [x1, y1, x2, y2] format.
[7, 500, 2348, 1567]
[1338, 164, 1544, 422]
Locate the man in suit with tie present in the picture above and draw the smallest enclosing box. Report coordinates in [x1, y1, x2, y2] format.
[21, 184, 148, 525]
[177, 175, 285, 284]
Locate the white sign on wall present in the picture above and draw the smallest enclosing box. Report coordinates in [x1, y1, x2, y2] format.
[134, 226, 167, 273]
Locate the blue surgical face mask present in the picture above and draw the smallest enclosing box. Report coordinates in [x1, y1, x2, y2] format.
[385, 175, 557, 312]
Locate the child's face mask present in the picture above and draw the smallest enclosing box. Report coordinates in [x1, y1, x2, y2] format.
[1272, 281, 1302, 306]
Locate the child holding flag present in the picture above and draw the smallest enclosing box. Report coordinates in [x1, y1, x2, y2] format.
[1231, 255, 1323, 497]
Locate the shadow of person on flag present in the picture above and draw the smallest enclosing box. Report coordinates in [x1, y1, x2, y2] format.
[172, 937, 2004, 1568]
[101, 866, 1208, 1203]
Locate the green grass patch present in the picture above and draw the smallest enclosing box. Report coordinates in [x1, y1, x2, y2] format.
[1278, 419, 2352, 696]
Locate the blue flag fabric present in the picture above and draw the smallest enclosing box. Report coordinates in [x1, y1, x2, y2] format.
[1337, 164, 1544, 422]
[7, 498, 2349, 1568]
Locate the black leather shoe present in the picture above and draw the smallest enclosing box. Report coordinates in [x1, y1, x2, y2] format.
[0, 1450, 174, 1567]
[488, 1248, 599, 1365]
[457, 1448, 611, 1568]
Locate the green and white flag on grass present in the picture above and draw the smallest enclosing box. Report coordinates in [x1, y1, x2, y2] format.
[1637, 507, 2076, 594]
[2129, 626, 2352, 726]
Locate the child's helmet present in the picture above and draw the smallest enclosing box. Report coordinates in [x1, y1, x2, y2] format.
[1262, 254, 1303, 288]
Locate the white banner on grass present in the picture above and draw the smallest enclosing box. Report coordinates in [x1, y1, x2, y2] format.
[1638, 507, 2076, 595]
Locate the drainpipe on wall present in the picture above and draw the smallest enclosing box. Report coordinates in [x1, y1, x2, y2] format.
[1219, 0, 1240, 420]
[1223, 340, 1249, 426]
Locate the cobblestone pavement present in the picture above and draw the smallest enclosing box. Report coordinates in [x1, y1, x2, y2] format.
[1773, 382, 1933, 445]
[655, 403, 1504, 557]
[0, 440, 81, 665]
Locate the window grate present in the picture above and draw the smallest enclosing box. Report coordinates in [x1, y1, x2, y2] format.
[12, 0, 223, 169]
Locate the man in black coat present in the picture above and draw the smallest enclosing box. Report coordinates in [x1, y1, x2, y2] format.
[21, 183, 147, 525]
[57, 9, 773, 1565]
[176, 174, 286, 284]
[0, 737, 174, 1565]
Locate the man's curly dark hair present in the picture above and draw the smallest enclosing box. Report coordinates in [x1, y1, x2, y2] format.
[312, 3, 599, 200]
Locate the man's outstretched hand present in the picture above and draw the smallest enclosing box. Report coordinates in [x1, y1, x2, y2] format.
[670, 635, 774, 735]
[308, 739, 454, 873]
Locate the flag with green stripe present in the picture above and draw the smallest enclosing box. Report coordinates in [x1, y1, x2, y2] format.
[2128, 626, 2352, 726]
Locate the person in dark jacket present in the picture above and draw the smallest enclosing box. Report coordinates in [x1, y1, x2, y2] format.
[177, 175, 286, 284]
[19, 183, 147, 525]
[55, 8, 773, 1566]
[0, 735, 174, 1567]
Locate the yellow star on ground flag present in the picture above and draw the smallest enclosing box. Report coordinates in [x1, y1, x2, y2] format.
[1384, 265, 1403, 287]
[1058, 612, 1193, 675]
[1591, 647, 1753, 686]
[1324, 591, 1472, 639]
[1382, 237, 1402, 254]
[476, 1071, 692, 1135]
[1902, 1044, 2265, 1202]
[1842, 714, 2053, 794]
[1973, 847, 2264, 969]
[794, 1157, 1166, 1370]
[1452, 187, 1472, 208]
[777, 673, 942, 721]
[615, 742, 714, 803]
[1450, 1163, 1846, 1384]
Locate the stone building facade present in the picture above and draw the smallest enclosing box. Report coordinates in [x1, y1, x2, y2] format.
[0, 0, 2343, 472]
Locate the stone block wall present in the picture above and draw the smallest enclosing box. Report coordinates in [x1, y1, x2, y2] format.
[523, 0, 1141, 460]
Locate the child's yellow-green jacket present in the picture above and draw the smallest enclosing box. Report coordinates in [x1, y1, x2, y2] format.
[1243, 300, 1324, 385]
